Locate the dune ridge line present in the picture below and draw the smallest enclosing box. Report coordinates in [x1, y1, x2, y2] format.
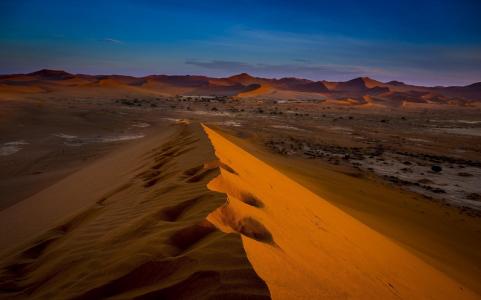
[202, 124, 481, 300]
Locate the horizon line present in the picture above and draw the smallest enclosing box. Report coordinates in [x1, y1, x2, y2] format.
[1, 68, 480, 88]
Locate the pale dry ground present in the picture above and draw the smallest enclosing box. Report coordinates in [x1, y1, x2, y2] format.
[0, 123, 269, 299]
[204, 125, 481, 299]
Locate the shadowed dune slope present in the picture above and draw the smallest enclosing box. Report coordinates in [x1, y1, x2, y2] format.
[0, 123, 269, 300]
[202, 125, 481, 300]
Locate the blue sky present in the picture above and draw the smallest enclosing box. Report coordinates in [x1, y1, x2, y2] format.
[1, 0, 480, 85]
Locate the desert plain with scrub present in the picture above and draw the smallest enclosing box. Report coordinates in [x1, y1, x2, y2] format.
[0, 70, 480, 299]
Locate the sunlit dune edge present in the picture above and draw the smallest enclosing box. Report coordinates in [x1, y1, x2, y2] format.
[202, 124, 480, 299]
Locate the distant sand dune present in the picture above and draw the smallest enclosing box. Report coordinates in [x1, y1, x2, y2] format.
[2, 70, 480, 107]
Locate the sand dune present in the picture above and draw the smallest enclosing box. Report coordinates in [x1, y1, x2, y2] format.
[0, 123, 268, 299]
[237, 83, 273, 98]
[203, 125, 480, 299]
[1, 120, 480, 299]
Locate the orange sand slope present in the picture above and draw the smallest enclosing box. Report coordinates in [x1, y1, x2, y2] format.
[0, 123, 268, 299]
[203, 125, 480, 300]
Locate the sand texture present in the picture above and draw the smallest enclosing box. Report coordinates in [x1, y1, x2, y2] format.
[0, 123, 269, 299]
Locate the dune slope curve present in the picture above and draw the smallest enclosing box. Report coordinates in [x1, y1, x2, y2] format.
[0, 123, 269, 299]
[202, 124, 481, 300]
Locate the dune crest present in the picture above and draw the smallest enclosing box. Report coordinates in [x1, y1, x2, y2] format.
[202, 125, 480, 299]
[0, 123, 269, 299]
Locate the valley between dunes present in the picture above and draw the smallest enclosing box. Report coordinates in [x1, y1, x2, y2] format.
[0, 122, 479, 299]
